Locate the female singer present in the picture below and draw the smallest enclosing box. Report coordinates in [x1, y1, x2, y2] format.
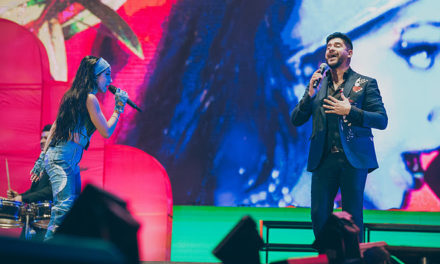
[30, 56, 128, 240]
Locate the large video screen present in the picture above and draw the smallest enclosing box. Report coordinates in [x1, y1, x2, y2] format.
[2, 0, 439, 210]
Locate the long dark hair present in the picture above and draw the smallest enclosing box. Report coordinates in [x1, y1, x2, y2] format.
[51, 56, 99, 145]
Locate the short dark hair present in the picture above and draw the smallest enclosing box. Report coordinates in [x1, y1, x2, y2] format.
[42, 124, 52, 132]
[326, 32, 353, 50]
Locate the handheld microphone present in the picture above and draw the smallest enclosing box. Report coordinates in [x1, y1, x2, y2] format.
[108, 85, 142, 112]
[312, 63, 328, 89]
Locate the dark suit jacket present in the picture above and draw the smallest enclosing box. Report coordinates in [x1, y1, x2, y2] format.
[21, 171, 52, 203]
[291, 68, 387, 172]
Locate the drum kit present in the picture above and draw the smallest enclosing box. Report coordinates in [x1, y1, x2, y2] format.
[0, 199, 52, 237]
[1, 158, 52, 239]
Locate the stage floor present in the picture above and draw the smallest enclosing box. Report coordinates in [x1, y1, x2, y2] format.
[170, 206, 440, 263]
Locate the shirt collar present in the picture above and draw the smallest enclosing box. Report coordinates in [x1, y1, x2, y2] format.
[327, 67, 353, 82]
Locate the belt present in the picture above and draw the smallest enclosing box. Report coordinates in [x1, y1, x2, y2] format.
[330, 145, 342, 153]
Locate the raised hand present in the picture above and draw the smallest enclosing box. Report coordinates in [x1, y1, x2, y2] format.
[114, 88, 128, 114]
[308, 69, 324, 97]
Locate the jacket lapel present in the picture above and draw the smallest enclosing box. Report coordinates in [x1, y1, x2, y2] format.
[317, 75, 329, 101]
[317, 75, 329, 120]
[343, 70, 358, 98]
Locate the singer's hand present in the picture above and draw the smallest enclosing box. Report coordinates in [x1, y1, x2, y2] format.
[308, 69, 324, 97]
[114, 88, 128, 114]
[323, 93, 351, 116]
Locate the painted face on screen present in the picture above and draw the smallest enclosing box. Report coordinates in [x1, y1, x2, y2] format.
[349, 0, 440, 209]
[325, 37, 352, 69]
[96, 67, 112, 93]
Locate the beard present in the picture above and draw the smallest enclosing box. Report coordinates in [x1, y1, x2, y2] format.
[326, 56, 343, 69]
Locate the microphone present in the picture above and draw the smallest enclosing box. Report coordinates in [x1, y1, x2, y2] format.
[108, 85, 142, 112]
[312, 63, 328, 89]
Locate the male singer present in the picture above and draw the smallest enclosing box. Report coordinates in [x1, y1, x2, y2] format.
[290, 32, 387, 241]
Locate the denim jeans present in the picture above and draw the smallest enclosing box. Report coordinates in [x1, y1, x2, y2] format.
[43, 140, 83, 240]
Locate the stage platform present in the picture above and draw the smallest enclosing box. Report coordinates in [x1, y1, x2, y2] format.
[142, 262, 217, 264]
[170, 206, 440, 263]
